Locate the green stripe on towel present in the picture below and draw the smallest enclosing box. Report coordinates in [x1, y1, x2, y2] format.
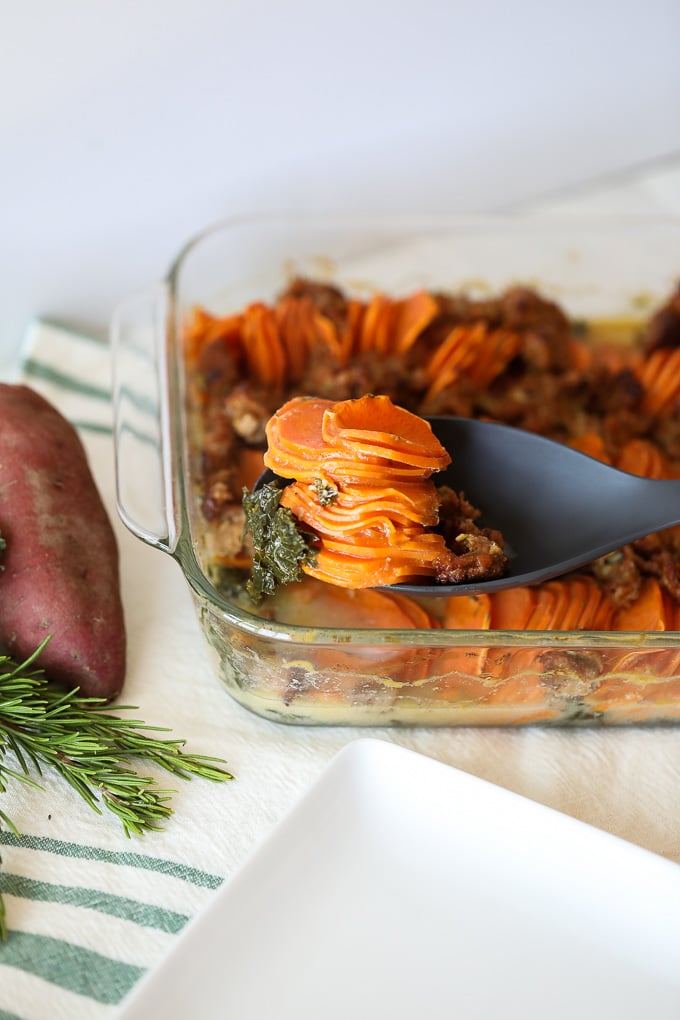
[0, 832, 223, 889]
[0, 873, 189, 934]
[0, 931, 145, 1005]
[71, 419, 114, 436]
[22, 358, 112, 401]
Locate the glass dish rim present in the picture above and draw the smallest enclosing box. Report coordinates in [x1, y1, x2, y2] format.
[165, 210, 680, 289]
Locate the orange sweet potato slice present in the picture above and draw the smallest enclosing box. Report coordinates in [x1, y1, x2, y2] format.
[424, 323, 485, 399]
[281, 485, 414, 538]
[525, 585, 558, 630]
[584, 650, 680, 719]
[266, 577, 439, 685]
[382, 590, 439, 629]
[267, 396, 334, 452]
[322, 394, 451, 471]
[322, 458, 435, 484]
[359, 293, 394, 354]
[480, 676, 558, 723]
[612, 577, 668, 631]
[267, 397, 438, 482]
[569, 575, 607, 630]
[241, 302, 286, 389]
[465, 328, 521, 388]
[275, 296, 315, 380]
[321, 527, 449, 561]
[638, 347, 680, 416]
[275, 295, 342, 372]
[281, 482, 438, 531]
[443, 593, 492, 630]
[335, 482, 440, 520]
[490, 587, 537, 630]
[489, 577, 606, 634]
[183, 308, 244, 365]
[616, 438, 678, 479]
[393, 291, 440, 354]
[268, 576, 429, 630]
[555, 577, 588, 630]
[338, 299, 366, 365]
[304, 548, 436, 588]
[590, 591, 616, 631]
[326, 437, 448, 472]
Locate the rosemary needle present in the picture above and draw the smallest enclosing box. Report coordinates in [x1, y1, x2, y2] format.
[0, 642, 233, 940]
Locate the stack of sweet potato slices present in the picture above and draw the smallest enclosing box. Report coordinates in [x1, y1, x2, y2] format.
[264, 394, 456, 587]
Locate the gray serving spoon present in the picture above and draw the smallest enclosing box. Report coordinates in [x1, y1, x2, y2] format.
[256, 416, 680, 596]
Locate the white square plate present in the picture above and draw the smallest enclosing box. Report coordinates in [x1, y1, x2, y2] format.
[119, 738, 680, 1019]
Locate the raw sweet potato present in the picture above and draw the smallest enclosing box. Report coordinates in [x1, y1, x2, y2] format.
[0, 384, 126, 698]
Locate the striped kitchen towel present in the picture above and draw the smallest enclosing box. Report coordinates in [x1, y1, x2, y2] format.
[0, 322, 240, 1019]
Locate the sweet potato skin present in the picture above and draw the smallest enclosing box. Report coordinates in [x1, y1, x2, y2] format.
[0, 384, 126, 698]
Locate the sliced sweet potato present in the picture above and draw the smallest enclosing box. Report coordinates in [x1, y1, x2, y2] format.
[321, 527, 450, 561]
[183, 307, 243, 366]
[480, 676, 558, 723]
[638, 347, 680, 416]
[424, 323, 484, 399]
[333, 483, 441, 523]
[264, 577, 436, 686]
[382, 590, 440, 629]
[275, 296, 315, 381]
[524, 585, 560, 630]
[612, 577, 668, 631]
[489, 587, 536, 630]
[0, 384, 126, 698]
[241, 302, 286, 389]
[264, 396, 337, 480]
[261, 392, 505, 590]
[280, 483, 437, 533]
[393, 291, 439, 354]
[359, 293, 394, 354]
[556, 577, 591, 630]
[443, 593, 492, 630]
[616, 438, 678, 479]
[267, 396, 334, 455]
[322, 458, 434, 484]
[304, 547, 436, 588]
[590, 590, 616, 631]
[339, 299, 366, 364]
[322, 394, 451, 471]
[569, 575, 606, 630]
[465, 328, 521, 387]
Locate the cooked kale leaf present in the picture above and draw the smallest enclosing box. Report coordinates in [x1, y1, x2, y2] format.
[313, 477, 338, 506]
[242, 484, 317, 601]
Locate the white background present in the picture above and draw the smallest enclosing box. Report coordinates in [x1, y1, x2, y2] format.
[1, 0, 679, 369]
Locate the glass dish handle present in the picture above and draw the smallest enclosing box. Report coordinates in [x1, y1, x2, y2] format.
[111, 285, 175, 554]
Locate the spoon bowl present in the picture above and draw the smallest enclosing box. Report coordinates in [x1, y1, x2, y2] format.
[256, 416, 680, 596]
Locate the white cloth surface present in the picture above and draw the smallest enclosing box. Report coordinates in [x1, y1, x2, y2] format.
[1, 156, 680, 1019]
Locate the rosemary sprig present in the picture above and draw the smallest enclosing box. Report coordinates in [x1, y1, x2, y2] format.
[0, 640, 233, 939]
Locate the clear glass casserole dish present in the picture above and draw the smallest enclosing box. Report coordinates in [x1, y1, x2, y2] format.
[111, 214, 680, 726]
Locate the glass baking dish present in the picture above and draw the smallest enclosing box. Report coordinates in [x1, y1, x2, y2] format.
[111, 214, 680, 726]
